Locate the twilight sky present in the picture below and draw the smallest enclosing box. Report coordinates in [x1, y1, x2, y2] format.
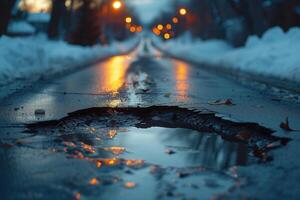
[128, 0, 171, 23]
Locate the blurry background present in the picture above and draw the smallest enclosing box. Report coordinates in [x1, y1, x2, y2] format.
[0, 0, 299, 46]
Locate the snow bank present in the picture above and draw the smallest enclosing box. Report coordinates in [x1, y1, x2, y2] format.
[27, 13, 51, 23]
[162, 27, 300, 84]
[7, 21, 36, 34]
[0, 35, 138, 86]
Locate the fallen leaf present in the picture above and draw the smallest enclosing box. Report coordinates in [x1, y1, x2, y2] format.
[280, 117, 294, 131]
[165, 148, 176, 155]
[89, 178, 99, 185]
[208, 99, 235, 106]
[124, 182, 136, 189]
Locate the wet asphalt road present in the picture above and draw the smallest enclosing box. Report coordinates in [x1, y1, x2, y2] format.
[1, 40, 300, 200]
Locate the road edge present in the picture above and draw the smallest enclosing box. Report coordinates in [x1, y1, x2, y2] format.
[152, 41, 300, 94]
[0, 38, 141, 102]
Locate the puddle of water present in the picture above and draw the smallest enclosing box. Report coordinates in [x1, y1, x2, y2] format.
[74, 127, 244, 200]
[1, 124, 249, 200]
[102, 127, 248, 170]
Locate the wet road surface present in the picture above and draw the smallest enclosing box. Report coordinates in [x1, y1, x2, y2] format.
[1, 40, 300, 200]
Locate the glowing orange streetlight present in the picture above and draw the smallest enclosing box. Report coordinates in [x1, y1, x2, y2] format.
[130, 26, 136, 33]
[125, 17, 132, 23]
[152, 27, 161, 36]
[164, 33, 171, 40]
[172, 17, 179, 24]
[166, 24, 172, 30]
[179, 8, 187, 16]
[136, 26, 143, 33]
[112, 0, 122, 10]
[157, 24, 163, 31]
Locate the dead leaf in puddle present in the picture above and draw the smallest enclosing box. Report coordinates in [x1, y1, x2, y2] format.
[124, 182, 136, 189]
[208, 99, 235, 106]
[89, 178, 99, 186]
[280, 117, 295, 131]
[165, 148, 176, 155]
[164, 93, 171, 98]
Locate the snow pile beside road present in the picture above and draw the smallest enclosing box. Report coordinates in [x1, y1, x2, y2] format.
[161, 32, 233, 63]
[7, 21, 36, 34]
[163, 27, 300, 84]
[0, 35, 138, 86]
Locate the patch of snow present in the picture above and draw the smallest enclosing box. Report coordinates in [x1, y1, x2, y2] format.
[162, 26, 300, 84]
[7, 21, 36, 34]
[0, 35, 138, 87]
[27, 13, 51, 23]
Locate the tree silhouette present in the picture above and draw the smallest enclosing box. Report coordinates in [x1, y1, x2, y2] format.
[0, 0, 16, 36]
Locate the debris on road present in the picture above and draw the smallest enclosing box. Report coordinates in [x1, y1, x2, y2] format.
[165, 148, 176, 155]
[164, 93, 171, 98]
[208, 99, 235, 106]
[124, 182, 137, 189]
[34, 109, 46, 115]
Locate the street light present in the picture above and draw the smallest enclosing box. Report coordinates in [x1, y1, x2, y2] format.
[125, 17, 132, 23]
[157, 24, 163, 31]
[172, 17, 179, 24]
[164, 33, 171, 40]
[166, 24, 172, 30]
[179, 8, 187, 16]
[112, 0, 122, 10]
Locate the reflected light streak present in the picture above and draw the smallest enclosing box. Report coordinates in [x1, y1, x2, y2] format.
[97, 55, 130, 95]
[174, 60, 189, 101]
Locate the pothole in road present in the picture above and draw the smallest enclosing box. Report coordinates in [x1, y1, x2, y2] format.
[23, 106, 289, 199]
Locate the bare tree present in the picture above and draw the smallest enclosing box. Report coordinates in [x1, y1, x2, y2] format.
[0, 0, 17, 36]
[48, 0, 66, 39]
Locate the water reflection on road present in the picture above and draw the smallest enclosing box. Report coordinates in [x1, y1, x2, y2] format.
[173, 60, 189, 101]
[95, 55, 131, 95]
